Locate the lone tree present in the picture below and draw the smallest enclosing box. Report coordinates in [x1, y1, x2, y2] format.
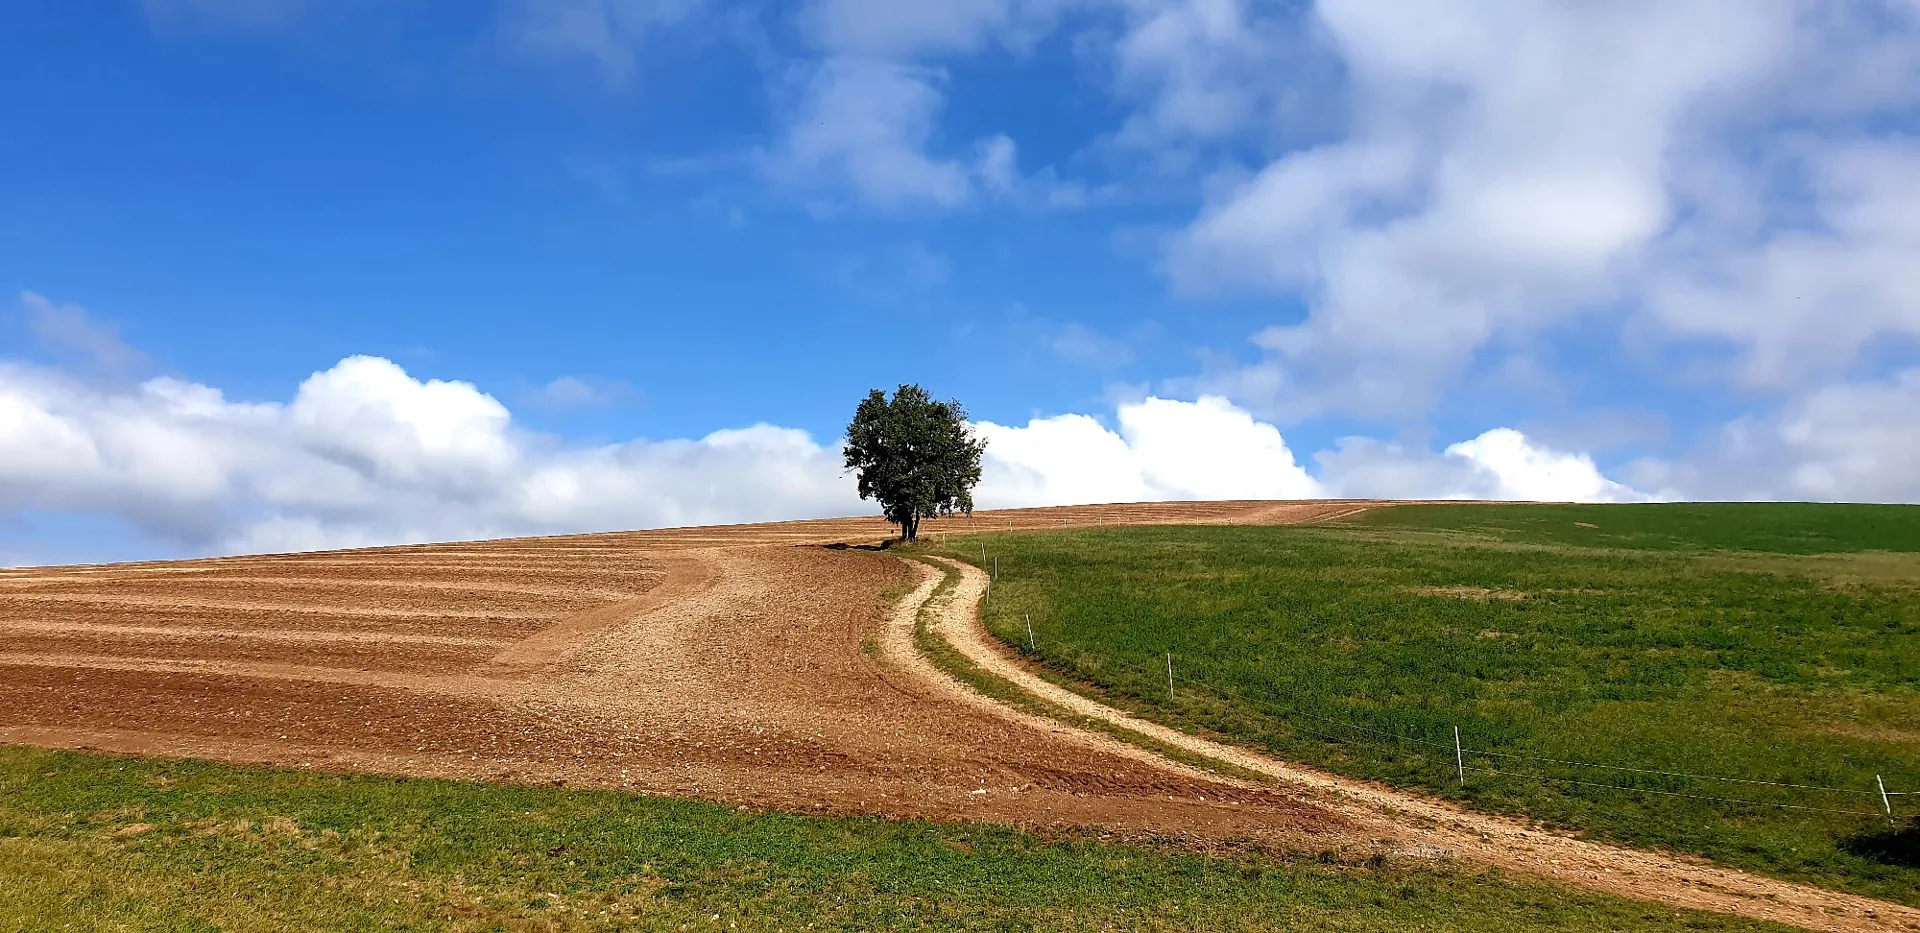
[844, 385, 986, 542]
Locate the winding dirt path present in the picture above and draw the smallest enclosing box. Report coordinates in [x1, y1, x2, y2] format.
[918, 556, 1919, 933]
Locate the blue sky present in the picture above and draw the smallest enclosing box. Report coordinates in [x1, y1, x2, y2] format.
[4, 1, 1919, 565]
[5, 0, 1219, 441]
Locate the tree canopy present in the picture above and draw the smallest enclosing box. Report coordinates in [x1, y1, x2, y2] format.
[843, 385, 986, 541]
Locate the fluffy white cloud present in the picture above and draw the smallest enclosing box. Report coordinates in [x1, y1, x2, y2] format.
[0, 348, 1666, 561]
[1160, 0, 1920, 417]
[971, 395, 1655, 508]
[1315, 429, 1654, 503]
[976, 395, 1323, 507]
[1648, 138, 1920, 387]
[1626, 369, 1920, 503]
[0, 355, 861, 557]
[1445, 429, 1653, 503]
[1109, 0, 1320, 159]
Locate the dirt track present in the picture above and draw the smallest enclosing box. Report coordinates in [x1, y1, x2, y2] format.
[918, 558, 1919, 933]
[1, 500, 1911, 931]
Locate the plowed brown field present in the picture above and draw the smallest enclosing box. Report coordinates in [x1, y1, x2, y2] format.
[0, 502, 1365, 847]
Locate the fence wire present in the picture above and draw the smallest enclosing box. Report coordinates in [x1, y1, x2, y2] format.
[1188, 665, 1901, 816]
[983, 602, 1900, 820]
[1462, 766, 1884, 817]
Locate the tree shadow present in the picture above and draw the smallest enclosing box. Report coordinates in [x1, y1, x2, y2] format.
[1839, 819, 1920, 868]
[823, 541, 895, 552]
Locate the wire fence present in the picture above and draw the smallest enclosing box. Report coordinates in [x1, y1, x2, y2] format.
[974, 555, 1908, 828]
[1195, 665, 1898, 820]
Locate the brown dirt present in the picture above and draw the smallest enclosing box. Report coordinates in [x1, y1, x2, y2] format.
[1409, 585, 1530, 601]
[0, 502, 1367, 846]
[0, 498, 1907, 931]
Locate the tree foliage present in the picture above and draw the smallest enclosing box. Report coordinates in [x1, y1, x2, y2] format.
[843, 385, 986, 541]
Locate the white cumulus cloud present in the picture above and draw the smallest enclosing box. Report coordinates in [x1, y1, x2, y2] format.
[975, 395, 1325, 507]
[1626, 369, 1920, 503]
[0, 345, 1665, 563]
[1161, 0, 1920, 418]
[1444, 429, 1655, 503]
[0, 354, 861, 558]
[1315, 429, 1654, 503]
[970, 396, 1653, 509]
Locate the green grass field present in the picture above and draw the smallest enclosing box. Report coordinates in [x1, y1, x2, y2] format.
[930, 503, 1920, 904]
[0, 747, 1793, 933]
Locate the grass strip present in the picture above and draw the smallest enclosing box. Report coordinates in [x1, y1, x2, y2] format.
[0, 745, 1795, 932]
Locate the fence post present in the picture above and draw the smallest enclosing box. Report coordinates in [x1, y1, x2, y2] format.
[1880, 775, 1896, 827]
[1166, 652, 1175, 702]
[1454, 726, 1466, 785]
[1025, 614, 1035, 652]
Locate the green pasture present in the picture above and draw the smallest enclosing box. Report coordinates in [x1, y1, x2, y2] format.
[931, 503, 1920, 903]
[0, 747, 1787, 932]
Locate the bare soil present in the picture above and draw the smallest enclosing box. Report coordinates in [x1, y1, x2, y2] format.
[0, 503, 1363, 846]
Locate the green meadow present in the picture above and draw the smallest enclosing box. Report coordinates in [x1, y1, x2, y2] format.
[935, 504, 1920, 903]
[0, 747, 1790, 932]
